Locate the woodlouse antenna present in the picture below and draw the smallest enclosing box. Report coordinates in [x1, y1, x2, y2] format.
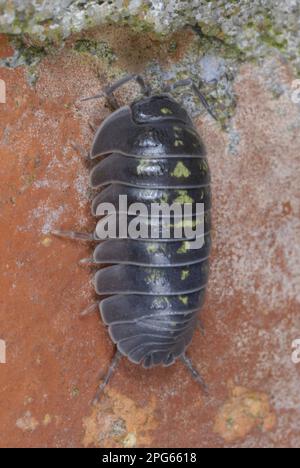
[52, 229, 95, 241]
[197, 319, 205, 336]
[70, 141, 91, 161]
[191, 83, 218, 122]
[80, 92, 104, 102]
[80, 74, 152, 110]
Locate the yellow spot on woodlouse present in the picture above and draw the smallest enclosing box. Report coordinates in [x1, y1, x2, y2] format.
[174, 190, 194, 204]
[171, 162, 191, 178]
[174, 219, 198, 229]
[177, 241, 191, 254]
[147, 244, 159, 254]
[181, 270, 190, 280]
[179, 296, 188, 305]
[160, 107, 173, 115]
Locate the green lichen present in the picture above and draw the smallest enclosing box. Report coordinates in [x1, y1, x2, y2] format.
[0, 37, 53, 85]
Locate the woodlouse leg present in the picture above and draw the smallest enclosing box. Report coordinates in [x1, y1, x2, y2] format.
[80, 302, 99, 317]
[163, 78, 218, 121]
[92, 350, 122, 405]
[70, 141, 91, 161]
[88, 121, 97, 133]
[52, 229, 95, 241]
[180, 353, 208, 395]
[79, 257, 96, 266]
[197, 319, 205, 336]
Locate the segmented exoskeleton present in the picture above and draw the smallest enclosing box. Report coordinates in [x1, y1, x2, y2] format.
[54, 75, 215, 400]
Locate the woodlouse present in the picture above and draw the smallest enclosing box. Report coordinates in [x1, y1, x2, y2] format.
[54, 75, 215, 400]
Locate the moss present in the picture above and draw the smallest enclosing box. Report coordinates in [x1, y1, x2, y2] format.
[168, 40, 178, 53]
[11, 38, 48, 66]
[0, 36, 54, 85]
[74, 39, 116, 64]
[122, 15, 156, 35]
